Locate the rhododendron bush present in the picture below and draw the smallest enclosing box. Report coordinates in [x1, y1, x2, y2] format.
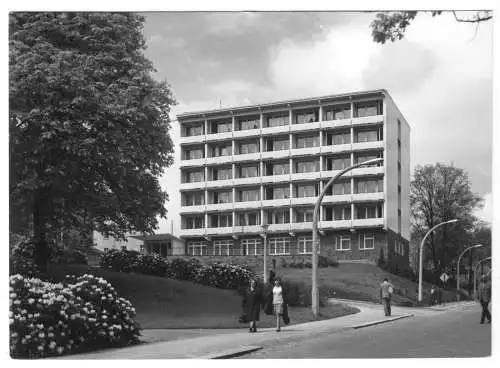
[9, 274, 141, 358]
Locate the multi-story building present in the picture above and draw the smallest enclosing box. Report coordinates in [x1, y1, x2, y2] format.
[177, 89, 410, 268]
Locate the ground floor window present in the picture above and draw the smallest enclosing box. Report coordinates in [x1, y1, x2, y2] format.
[213, 239, 233, 256]
[395, 241, 404, 255]
[297, 235, 317, 254]
[269, 237, 291, 255]
[187, 240, 208, 256]
[242, 238, 262, 256]
[335, 235, 351, 251]
[359, 234, 375, 250]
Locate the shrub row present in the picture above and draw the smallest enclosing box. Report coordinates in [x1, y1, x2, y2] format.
[9, 274, 141, 359]
[279, 255, 339, 269]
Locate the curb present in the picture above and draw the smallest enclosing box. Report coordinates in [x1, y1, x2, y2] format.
[352, 314, 413, 329]
[196, 345, 263, 359]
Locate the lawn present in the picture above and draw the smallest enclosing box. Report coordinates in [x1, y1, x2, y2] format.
[46, 264, 358, 330]
[262, 263, 457, 306]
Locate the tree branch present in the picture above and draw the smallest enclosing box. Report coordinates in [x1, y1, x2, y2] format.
[452, 11, 493, 23]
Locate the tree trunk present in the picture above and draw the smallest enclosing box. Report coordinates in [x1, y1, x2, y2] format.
[33, 188, 49, 273]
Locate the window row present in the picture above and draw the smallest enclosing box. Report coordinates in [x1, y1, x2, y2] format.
[181, 127, 383, 160]
[181, 204, 384, 228]
[181, 100, 384, 137]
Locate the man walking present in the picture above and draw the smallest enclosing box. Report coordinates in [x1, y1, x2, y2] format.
[380, 278, 394, 317]
[478, 275, 491, 324]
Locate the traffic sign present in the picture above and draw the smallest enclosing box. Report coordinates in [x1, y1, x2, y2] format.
[440, 273, 450, 283]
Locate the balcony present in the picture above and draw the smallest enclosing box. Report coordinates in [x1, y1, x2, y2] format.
[320, 143, 352, 155]
[352, 218, 384, 228]
[206, 155, 232, 166]
[352, 114, 384, 126]
[290, 121, 321, 132]
[261, 198, 291, 207]
[234, 200, 261, 210]
[321, 118, 351, 130]
[352, 192, 385, 202]
[180, 157, 205, 168]
[205, 179, 233, 189]
[233, 152, 261, 163]
[351, 140, 384, 151]
[233, 176, 262, 186]
[267, 223, 292, 232]
[233, 129, 261, 139]
[291, 197, 316, 206]
[291, 146, 321, 157]
[179, 228, 207, 237]
[206, 202, 233, 212]
[319, 220, 353, 230]
[291, 171, 321, 181]
[261, 174, 291, 184]
[261, 125, 290, 136]
[180, 135, 205, 145]
[179, 205, 206, 214]
[261, 150, 290, 160]
[291, 222, 313, 231]
[180, 181, 206, 191]
[206, 131, 233, 142]
[232, 225, 263, 235]
[350, 166, 384, 177]
[322, 194, 352, 204]
[206, 226, 233, 236]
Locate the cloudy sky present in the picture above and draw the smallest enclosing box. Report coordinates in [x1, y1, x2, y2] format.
[140, 11, 493, 234]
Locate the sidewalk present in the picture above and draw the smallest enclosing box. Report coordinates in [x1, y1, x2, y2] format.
[59, 303, 414, 359]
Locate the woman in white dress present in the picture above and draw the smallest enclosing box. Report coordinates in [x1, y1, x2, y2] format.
[272, 278, 286, 332]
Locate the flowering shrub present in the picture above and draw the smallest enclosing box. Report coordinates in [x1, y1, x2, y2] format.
[133, 254, 170, 276]
[99, 249, 140, 273]
[10, 257, 41, 279]
[9, 274, 141, 358]
[196, 263, 254, 290]
[169, 258, 203, 281]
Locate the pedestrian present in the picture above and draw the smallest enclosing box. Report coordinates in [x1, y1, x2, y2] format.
[380, 278, 394, 316]
[477, 275, 492, 324]
[272, 277, 289, 332]
[241, 278, 264, 333]
[430, 285, 437, 305]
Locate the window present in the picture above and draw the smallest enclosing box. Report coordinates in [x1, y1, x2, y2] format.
[139, 244, 144, 254]
[239, 164, 259, 178]
[355, 178, 383, 193]
[210, 143, 232, 157]
[210, 191, 232, 204]
[359, 234, 375, 250]
[296, 160, 319, 173]
[183, 216, 204, 229]
[239, 141, 259, 154]
[237, 212, 260, 226]
[242, 238, 262, 256]
[295, 208, 314, 223]
[295, 110, 318, 124]
[269, 237, 291, 255]
[184, 147, 204, 160]
[325, 131, 350, 145]
[296, 184, 319, 198]
[183, 192, 204, 206]
[213, 239, 233, 256]
[354, 101, 383, 117]
[325, 156, 351, 171]
[266, 137, 289, 151]
[238, 117, 260, 131]
[324, 105, 351, 120]
[297, 236, 316, 254]
[210, 213, 233, 228]
[354, 127, 383, 143]
[332, 181, 351, 195]
[212, 167, 232, 180]
[296, 135, 320, 148]
[354, 151, 383, 166]
[336, 236, 351, 251]
[266, 186, 290, 200]
[267, 162, 290, 176]
[334, 207, 351, 220]
[266, 113, 289, 127]
[184, 170, 204, 183]
[267, 210, 290, 224]
[188, 240, 208, 256]
[210, 120, 232, 133]
[395, 241, 405, 256]
[184, 124, 204, 137]
[356, 204, 383, 219]
[238, 188, 260, 202]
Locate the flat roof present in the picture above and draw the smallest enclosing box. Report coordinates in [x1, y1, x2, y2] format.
[130, 233, 184, 243]
[177, 89, 388, 120]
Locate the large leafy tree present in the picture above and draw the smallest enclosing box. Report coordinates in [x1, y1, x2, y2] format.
[10, 13, 175, 271]
[371, 11, 493, 44]
[410, 163, 483, 272]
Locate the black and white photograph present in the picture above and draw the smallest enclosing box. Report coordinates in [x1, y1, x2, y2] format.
[6, 1, 496, 361]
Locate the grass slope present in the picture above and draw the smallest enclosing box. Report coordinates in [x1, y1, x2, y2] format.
[47, 264, 357, 330]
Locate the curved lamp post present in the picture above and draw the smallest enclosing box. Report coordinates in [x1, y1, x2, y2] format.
[261, 224, 269, 283]
[418, 219, 458, 302]
[473, 256, 491, 298]
[456, 244, 483, 300]
[312, 157, 383, 318]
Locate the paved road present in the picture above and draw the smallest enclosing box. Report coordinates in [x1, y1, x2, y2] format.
[240, 303, 491, 358]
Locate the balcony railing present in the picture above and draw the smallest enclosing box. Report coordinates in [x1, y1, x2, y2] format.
[351, 217, 384, 227]
[205, 131, 233, 142]
[290, 121, 321, 132]
[180, 157, 206, 167]
[321, 118, 352, 130]
[352, 192, 384, 202]
[351, 114, 384, 126]
[205, 202, 233, 212]
[351, 140, 384, 151]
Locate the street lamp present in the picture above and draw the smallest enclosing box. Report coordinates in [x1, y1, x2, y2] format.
[261, 224, 269, 283]
[456, 244, 483, 300]
[312, 157, 384, 318]
[473, 256, 491, 298]
[418, 219, 458, 302]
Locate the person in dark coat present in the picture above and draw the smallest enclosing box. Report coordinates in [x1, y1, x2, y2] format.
[478, 275, 492, 324]
[379, 278, 394, 316]
[242, 278, 264, 332]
